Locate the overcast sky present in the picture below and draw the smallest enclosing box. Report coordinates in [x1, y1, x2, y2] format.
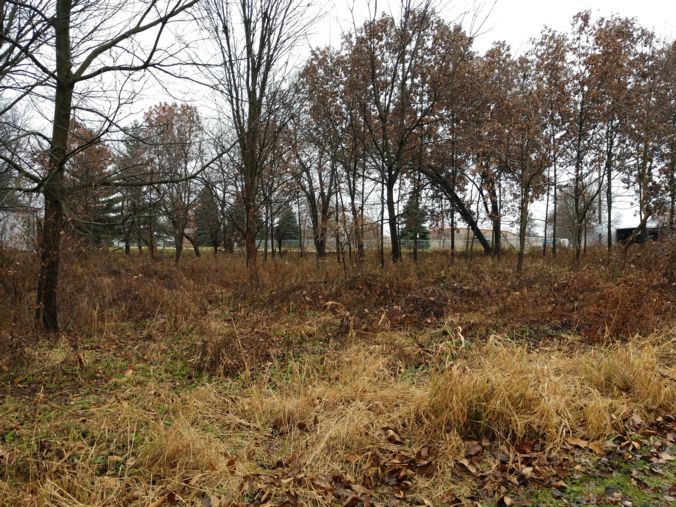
[308, 0, 676, 55]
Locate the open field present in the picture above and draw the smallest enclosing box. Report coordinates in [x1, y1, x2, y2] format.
[1, 245, 674, 506]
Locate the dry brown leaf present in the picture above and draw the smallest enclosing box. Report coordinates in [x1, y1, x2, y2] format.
[464, 440, 483, 456]
[565, 436, 589, 449]
[383, 427, 403, 445]
[458, 458, 477, 474]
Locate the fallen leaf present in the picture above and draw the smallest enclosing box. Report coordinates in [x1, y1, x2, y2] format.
[588, 441, 606, 455]
[565, 436, 589, 449]
[520, 466, 534, 479]
[464, 440, 483, 457]
[458, 458, 477, 474]
[383, 427, 403, 445]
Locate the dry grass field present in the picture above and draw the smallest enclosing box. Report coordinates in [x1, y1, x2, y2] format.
[0, 245, 674, 506]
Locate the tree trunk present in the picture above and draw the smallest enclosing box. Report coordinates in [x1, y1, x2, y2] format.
[263, 206, 269, 262]
[669, 149, 675, 228]
[450, 204, 455, 257]
[379, 178, 385, 268]
[35, 0, 73, 333]
[137, 217, 143, 254]
[516, 187, 530, 274]
[350, 201, 364, 265]
[148, 216, 156, 258]
[419, 165, 492, 255]
[335, 197, 340, 263]
[174, 231, 183, 263]
[271, 215, 275, 259]
[386, 178, 400, 263]
[552, 160, 558, 258]
[297, 196, 304, 258]
[244, 199, 258, 281]
[605, 128, 615, 251]
[315, 236, 326, 257]
[183, 232, 201, 257]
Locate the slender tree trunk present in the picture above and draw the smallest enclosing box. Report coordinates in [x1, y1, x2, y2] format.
[350, 201, 364, 265]
[669, 149, 675, 228]
[639, 137, 652, 241]
[543, 165, 550, 258]
[450, 202, 455, 257]
[605, 128, 615, 251]
[297, 196, 304, 258]
[263, 205, 269, 262]
[489, 191, 501, 261]
[450, 113, 457, 258]
[379, 178, 385, 268]
[243, 114, 259, 280]
[386, 178, 400, 263]
[584, 221, 587, 254]
[516, 186, 530, 274]
[412, 167, 420, 262]
[148, 216, 156, 258]
[573, 106, 585, 264]
[360, 170, 366, 263]
[174, 230, 183, 264]
[552, 160, 558, 258]
[137, 219, 143, 254]
[36, 0, 73, 333]
[244, 201, 258, 281]
[335, 196, 340, 263]
[271, 217, 276, 259]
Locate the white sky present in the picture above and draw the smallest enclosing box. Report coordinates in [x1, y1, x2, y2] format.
[307, 0, 676, 54]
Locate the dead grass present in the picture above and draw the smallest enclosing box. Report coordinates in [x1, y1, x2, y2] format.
[1, 329, 673, 505]
[2, 242, 674, 348]
[0, 243, 674, 505]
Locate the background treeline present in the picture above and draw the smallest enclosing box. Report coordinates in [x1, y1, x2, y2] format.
[0, 0, 674, 332]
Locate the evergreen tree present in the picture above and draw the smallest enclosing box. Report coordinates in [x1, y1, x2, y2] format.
[274, 205, 300, 253]
[195, 187, 221, 253]
[64, 120, 118, 247]
[399, 193, 429, 247]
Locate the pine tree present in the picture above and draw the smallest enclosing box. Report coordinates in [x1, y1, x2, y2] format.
[399, 194, 429, 247]
[195, 187, 221, 253]
[274, 205, 300, 254]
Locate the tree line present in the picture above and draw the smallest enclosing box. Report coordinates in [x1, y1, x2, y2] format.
[0, 0, 674, 332]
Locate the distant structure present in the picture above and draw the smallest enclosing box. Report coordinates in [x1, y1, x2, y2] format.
[429, 227, 544, 251]
[585, 222, 663, 246]
[615, 227, 660, 244]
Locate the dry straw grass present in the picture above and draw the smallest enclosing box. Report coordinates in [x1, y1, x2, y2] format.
[2, 242, 674, 344]
[0, 243, 674, 504]
[2, 330, 672, 505]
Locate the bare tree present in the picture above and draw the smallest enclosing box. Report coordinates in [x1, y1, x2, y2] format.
[0, 0, 199, 332]
[199, 0, 312, 281]
[144, 102, 203, 263]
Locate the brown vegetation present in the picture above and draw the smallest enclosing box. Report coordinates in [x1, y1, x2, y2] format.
[0, 245, 674, 505]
